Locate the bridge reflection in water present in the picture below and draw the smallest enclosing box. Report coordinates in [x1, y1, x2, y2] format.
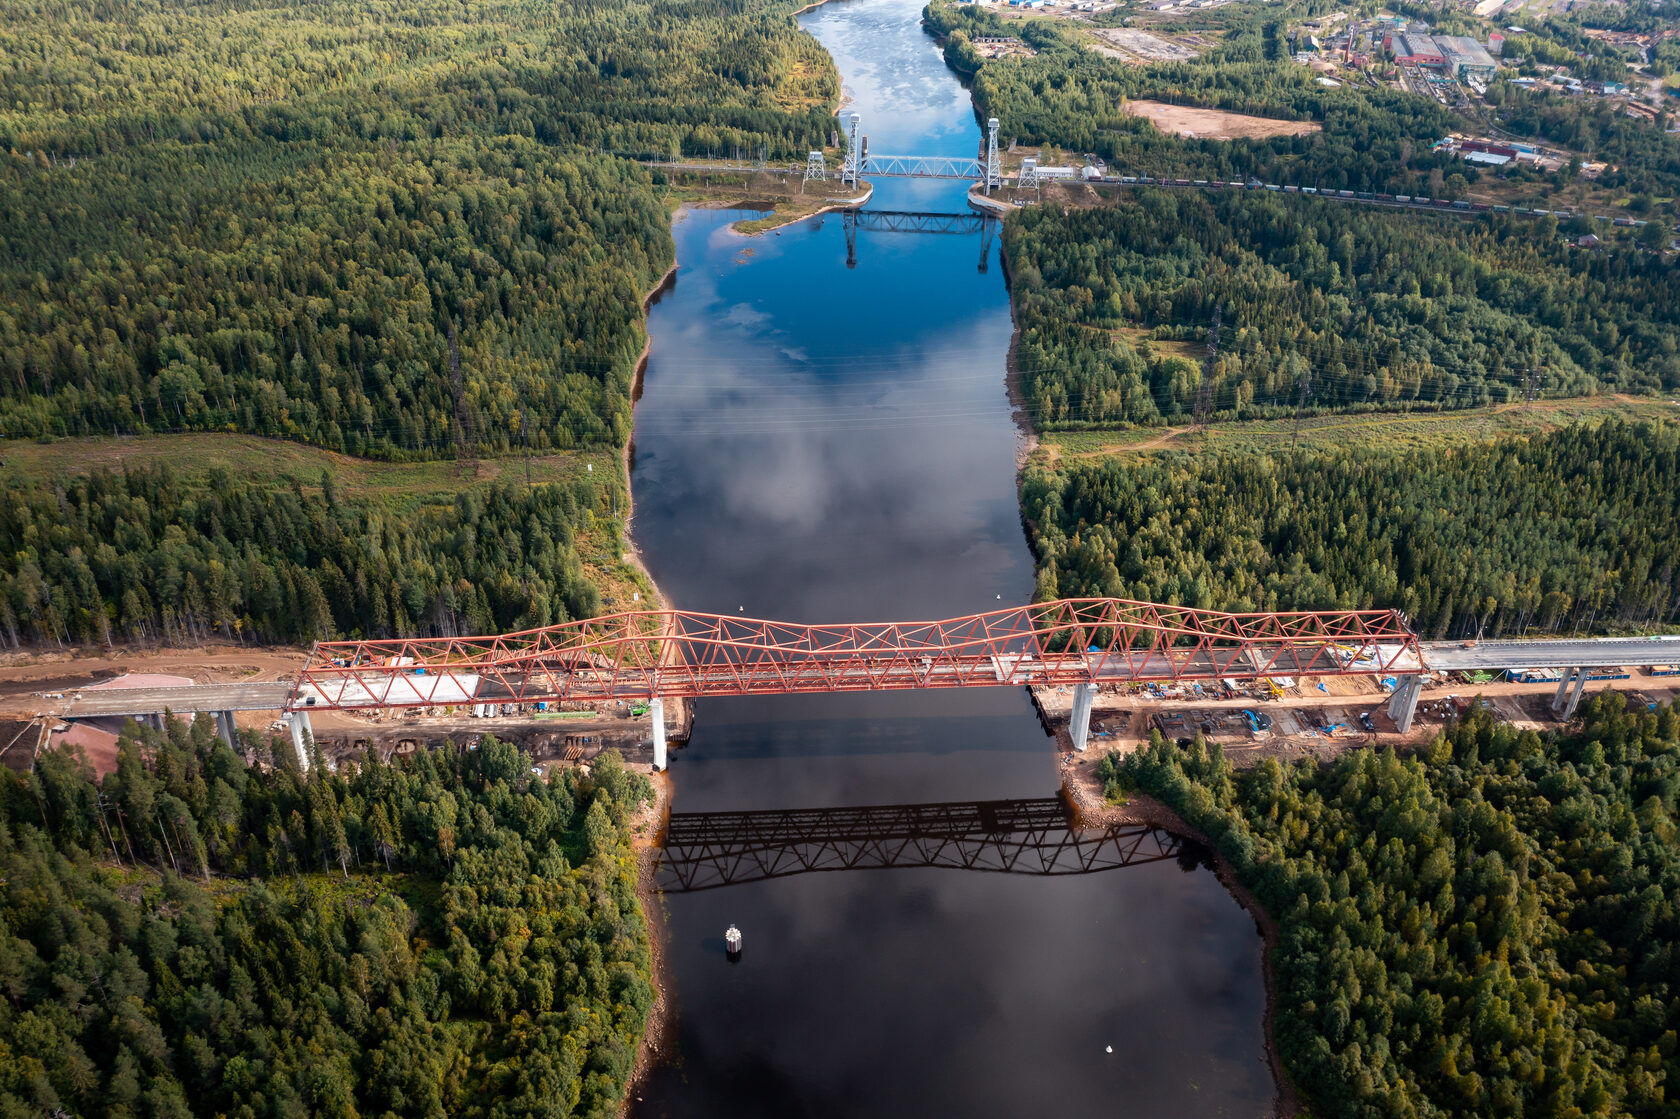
[655, 797, 1191, 893]
[840, 209, 997, 271]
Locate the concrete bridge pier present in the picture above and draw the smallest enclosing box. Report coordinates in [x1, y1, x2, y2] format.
[650, 698, 667, 771]
[1551, 667, 1576, 711]
[1387, 674, 1424, 733]
[286, 711, 313, 770]
[1069, 682, 1098, 752]
[1554, 667, 1589, 718]
[214, 710, 237, 749]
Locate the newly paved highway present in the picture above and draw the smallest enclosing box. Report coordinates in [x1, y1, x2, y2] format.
[61, 682, 294, 717]
[1423, 638, 1680, 672]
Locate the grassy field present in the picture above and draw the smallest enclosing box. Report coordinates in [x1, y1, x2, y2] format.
[1035, 394, 1679, 463]
[0, 433, 617, 501]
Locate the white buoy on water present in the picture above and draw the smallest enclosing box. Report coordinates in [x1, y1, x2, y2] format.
[725, 924, 743, 961]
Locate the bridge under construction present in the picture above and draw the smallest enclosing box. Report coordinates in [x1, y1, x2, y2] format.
[49, 597, 1680, 771]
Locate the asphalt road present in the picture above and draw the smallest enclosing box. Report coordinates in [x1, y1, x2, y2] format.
[1424, 638, 1680, 672]
[61, 682, 295, 717]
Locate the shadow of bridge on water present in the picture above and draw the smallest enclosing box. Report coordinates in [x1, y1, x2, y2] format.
[655, 796, 1202, 893]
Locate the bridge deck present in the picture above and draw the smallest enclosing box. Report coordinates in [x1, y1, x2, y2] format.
[63, 682, 295, 717]
[1422, 638, 1680, 671]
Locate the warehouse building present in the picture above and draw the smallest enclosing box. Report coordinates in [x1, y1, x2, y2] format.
[1394, 33, 1445, 67]
[1435, 35, 1499, 80]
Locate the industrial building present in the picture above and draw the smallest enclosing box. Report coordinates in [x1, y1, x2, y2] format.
[1435, 35, 1499, 80]
[1389, 31, 1500, 79]
[1394, 33, 1445, 68]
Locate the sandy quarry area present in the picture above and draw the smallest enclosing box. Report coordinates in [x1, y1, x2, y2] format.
[1123, 100, 1323, 141]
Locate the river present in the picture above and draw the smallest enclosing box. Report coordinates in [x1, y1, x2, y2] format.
[627, 1, 1273, 1114]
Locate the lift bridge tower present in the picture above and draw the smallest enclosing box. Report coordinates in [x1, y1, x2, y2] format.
[841, 113, 862, 186]
[985, 117, 1002, 194]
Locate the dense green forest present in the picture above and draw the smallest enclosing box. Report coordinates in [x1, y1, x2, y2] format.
[1, 722, 655, 1117]
[926, 3, 1470, 193]
[0, 461, 626, 647]
[1022, 421, 1680, 637]
[1105, 697, 1680, 1118]
[1002, 195, 1680, 427]
[0, 0, 836, 453]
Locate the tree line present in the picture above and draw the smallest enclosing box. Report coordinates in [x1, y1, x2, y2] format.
[2, 720, 655, 1117]
[1022, 420, 1680, 638]
[1106, 695, 1680, 1118]
[1002, 194, 1680, 429]
[0, 462, 626, 647]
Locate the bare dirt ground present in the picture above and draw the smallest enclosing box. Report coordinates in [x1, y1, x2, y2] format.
[1089, 28, 1200, 64]
[1123, 100, 1322, 141]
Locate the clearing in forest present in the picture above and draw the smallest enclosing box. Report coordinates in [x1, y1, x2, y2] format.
[1123, 100, 1322, 141]
[1089, 28, 1200, 63]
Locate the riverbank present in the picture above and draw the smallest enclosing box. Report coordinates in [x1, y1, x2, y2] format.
[622, 767, 674, 1116]
[726, 181, 872, 234]
[657, 166, 871, 233]
[616, 248, 689, 1113]
[626, 263, 681, 610]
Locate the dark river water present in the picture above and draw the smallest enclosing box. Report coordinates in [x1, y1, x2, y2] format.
[628, 1, 1272, 1114]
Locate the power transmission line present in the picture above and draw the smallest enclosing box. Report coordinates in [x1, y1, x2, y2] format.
[1194, 302, 1221, 443]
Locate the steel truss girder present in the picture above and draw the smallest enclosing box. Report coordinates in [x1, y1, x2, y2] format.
[858, 154, 985, 179]
[290, 597, 1421, 712]
[655, 798, 1183, 892]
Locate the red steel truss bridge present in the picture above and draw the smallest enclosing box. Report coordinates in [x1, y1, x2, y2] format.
[654, 798, 1187, 893]
[289, 597, 1423, 711]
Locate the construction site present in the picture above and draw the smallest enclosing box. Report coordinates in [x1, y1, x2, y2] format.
[0, 646, 693, 779]
[1039, 660, 1680, 818]
[6, 631, 1675, 784]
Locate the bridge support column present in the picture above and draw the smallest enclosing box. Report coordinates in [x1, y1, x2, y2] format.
[1551, 667, 1578, 715]
[214, 710, 237, 749]
[1562, 668, 1589, 719]
[650, 698, 667, 771]
[286, 711, 312, 770]
[1069, 682, 1098, 752]
[1387, 674, 1424, 734]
